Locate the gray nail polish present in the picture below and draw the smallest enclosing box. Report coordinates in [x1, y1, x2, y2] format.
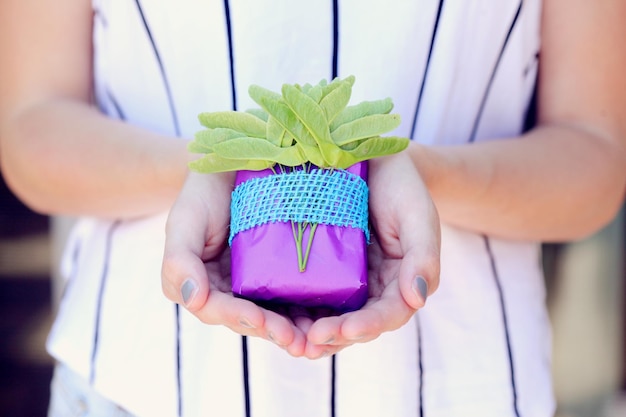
[240, 317, 256, 329]
[268, 331, 283, 346]
[181, 279, 197, 305]
[413, 276, 428, 302]
[322, 336, 335, 345]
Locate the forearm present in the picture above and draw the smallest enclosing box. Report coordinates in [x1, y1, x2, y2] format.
[1, 98, 191, 219]
[411, 125, 626, 242]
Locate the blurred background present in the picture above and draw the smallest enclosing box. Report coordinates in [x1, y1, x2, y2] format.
[0, 171, 624, 416]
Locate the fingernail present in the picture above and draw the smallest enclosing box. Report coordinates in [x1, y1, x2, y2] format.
[322, 336, 335, 345]
[268, 332, 284, 347]
[181, 279, 197, 305]
[239, 317, 256, 329]
[412, 276, 428, 303]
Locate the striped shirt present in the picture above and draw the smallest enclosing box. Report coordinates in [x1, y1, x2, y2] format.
[47, 1, 554, 416]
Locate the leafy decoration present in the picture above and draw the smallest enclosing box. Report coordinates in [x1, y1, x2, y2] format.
[188, 75, 409, 172]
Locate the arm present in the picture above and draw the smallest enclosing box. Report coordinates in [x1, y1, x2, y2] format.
[410, 0, 626, 242]
[0, 0, 189, 219]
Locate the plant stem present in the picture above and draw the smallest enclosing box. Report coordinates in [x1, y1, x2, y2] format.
[302, 223, 318, 272]
[291, 220, 304, 271]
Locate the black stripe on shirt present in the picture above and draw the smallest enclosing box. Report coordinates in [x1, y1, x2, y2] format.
[242, 336, 252, 417]
[330, 3, 339, 415]
[133, 0, 181, 136]
[331, 0, 339, 79]
[410, 0, 445, 140]
[175, 305, 183, 417]
[222, 3, 251, 415]
[93, 5, 108, 27]
[483, 236, 521, 417]
[89, 221, 119, 385]
[105, 88, 127, 121]
[330, 355, 337, 417]
[468, 1, 523, 143]
[56, 235, 83, 306]
[224, 0, 238, 111]
[522, 52, 540, 133]
[416, 315, 424, 417]
[133, 3, 185, 411]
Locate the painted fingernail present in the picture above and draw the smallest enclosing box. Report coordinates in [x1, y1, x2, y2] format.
[268, 332, 284, 347]
[412, 276, 428, 303]
[322, 336, 335, 345]
[181, 279, 197, 305]
[239, 317, 256, 329]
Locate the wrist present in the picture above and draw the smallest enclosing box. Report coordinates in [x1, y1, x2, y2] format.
[407, 142, 441, 193]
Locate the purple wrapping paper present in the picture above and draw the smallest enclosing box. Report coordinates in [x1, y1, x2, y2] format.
[230, 162, 369, 312]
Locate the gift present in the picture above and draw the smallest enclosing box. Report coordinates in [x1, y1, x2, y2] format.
[188, 76, 409, 312]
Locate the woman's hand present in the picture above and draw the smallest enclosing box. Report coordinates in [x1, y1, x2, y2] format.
[161, 171, 308, 356]
[297, 153, 441, 358]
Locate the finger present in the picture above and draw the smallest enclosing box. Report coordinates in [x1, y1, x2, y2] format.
[306, 315, 345, 345]
[161, 172, 232, 311]
[193, 288, 266, 332]
[342, 282, 415, 344]
[284, 330, 308, 358]
[192, 289, 308, 355]
[290, 309, 315, 334]
[161, 193, 212, 311]
[307, 278, 416, 352]
[304, 315, 349, 359]
[370, 153, 441, 310]
[264, 312, 308, 358]
[396, 192, 441, 310]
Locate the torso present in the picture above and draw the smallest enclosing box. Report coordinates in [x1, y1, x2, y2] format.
[47, 1, 553, 416]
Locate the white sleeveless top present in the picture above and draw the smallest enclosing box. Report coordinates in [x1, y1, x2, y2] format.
[47, 1, 555, 416]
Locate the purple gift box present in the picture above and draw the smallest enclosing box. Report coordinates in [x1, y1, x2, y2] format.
[230, 162, 369, 312]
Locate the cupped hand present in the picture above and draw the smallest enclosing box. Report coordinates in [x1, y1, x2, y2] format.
[298, 152, 441, 359]
[161, 171, 307, 356]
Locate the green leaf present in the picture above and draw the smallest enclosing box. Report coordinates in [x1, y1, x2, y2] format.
[248, 83, 283, 103]
[198, 111, 266, 138]
[249, 85, 318, 148]
[303, 83, 323, 103]
[187, 128, 247, 154]
[213, 137, 307, 166]
[330, 98, 394, 131]
[331, 114, 401, 146]
[334, 136, 410, 169]
[319, 76, 354, 125]
[245, 108, 269, 122]
[320, 76, 354, 99]
[295, 143, 327, 168]
[188, 153, 273, 173]
[281, 84, 340, 166]
[266, 116, 291, 147]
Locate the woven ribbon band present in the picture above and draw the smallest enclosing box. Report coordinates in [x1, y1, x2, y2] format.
[229, 168, 369, 245]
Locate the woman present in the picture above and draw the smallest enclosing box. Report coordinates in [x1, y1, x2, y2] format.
[1, 0, 624, 416]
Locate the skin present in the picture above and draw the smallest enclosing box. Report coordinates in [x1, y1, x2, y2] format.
[1, 0, 625, 359]
[0, 0, 189, 219]
[410, 0, 626, 242]
[162, 155, 440, 358]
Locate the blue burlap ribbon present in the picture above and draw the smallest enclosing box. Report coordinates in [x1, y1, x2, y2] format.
[229, 168, 369, 245]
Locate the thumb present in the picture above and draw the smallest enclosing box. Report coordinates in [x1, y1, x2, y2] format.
[161, 172, 233, 311]
[161, 196, 212, 312]
[397, 197, 441, 310]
